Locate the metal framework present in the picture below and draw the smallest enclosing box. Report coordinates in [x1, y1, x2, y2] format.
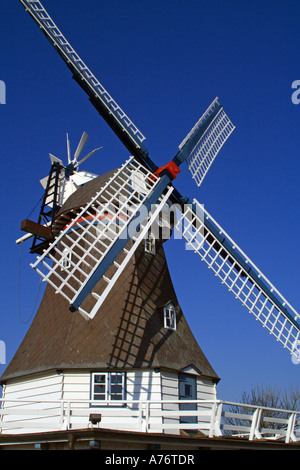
[30, 161, 63, 253]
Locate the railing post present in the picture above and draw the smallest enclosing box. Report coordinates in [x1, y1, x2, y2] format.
[209, 401, 223, 437]
[138, 401, 143, 432]
[208, 402, 216, 437]
[59, 400, 64, 429]
[145, 401, 150, 433]
[249, 407, 262, 440]
[66, 401, 71, 430]
[286, 412, 296, 443]
[215, 402, 223, 436]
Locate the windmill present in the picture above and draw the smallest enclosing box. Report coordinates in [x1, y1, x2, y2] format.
[17, 0, 300, 363]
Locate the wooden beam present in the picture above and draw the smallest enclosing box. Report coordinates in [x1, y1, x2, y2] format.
[21, 219, 52, 240]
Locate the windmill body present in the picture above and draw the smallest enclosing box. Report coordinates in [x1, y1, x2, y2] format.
[1, 0, 300, 440]
[1, 170, 219, 434]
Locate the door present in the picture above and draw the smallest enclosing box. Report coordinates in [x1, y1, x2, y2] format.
[179, 374, 197, 429]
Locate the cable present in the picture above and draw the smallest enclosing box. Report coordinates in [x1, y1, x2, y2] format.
[17, 183, 51, 323]
[16, 190, 46, 324]
[26, 194, 44, 219]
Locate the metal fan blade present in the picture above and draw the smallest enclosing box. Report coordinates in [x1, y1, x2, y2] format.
[73, 131, 89, 162]
[175, 198, 300, 358]
[40, 175, 49, 189]
[41, 154, 64, 191]
[173, 98, 235, 187]
[49, 153, 64, 167]
[74, 147, 102, 168]
[66, 133, 71, 164]
[30, 157, 173, 320]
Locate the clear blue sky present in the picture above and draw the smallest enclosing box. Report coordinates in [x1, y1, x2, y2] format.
[0, 0, 299, 402]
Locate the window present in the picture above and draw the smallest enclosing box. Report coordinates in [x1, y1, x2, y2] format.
[61, 247, 72, 270]
[184, 384, 192, 397]
[91, 372, 125, 402]
[145, 232, 156, 255]
[164, 303, 176, 330]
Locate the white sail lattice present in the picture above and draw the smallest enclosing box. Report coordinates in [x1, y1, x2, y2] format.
[176, 199, 300, 359]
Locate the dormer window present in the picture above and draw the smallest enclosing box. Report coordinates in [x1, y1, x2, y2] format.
[164, 303, 177, 330]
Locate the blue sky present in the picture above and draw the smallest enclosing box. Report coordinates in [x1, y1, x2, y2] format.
[0, 0, 299, 402]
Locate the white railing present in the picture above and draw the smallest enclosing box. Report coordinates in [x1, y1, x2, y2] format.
[1, 398, 300, 443]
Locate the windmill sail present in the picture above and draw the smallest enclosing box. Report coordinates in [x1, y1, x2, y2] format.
[19, 0, 157, 173]
[174, 98, 235, 187]
[175, 199, 300, 359]
[30, 157, 173, 320]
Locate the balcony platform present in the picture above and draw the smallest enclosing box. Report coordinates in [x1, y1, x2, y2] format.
[1, 427, 300, 451]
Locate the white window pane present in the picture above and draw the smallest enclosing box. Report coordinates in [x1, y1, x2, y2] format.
[164, 304, 176, 330]
[92, 372, 125, 402]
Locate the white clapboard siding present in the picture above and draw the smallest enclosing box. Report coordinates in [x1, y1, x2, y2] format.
[126, 370, 162, 431]
[196, 378, 217, 434]
[62, 369, 162, 402]
[126, 370, 162, 402]
[160, 370, 180, 433]
[63, 371, 90, 403]
[161, 370, 179, 401]
[1, 369, 217, 434]
[1, 373, 63, 434]
[197, 378, 217, 400]
[61, 369, 162, 431]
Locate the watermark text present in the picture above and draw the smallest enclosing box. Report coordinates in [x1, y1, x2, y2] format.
[0, 340, 6, 365]
[291, 80, 300, 105]
[0, 80, 6, 104]
[91, 200, 205, 250]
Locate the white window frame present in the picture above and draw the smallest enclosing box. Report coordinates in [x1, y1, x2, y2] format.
[91, 372, 126, 403]
[164, 303, 177, 330]
[61, 247, 72, 270]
